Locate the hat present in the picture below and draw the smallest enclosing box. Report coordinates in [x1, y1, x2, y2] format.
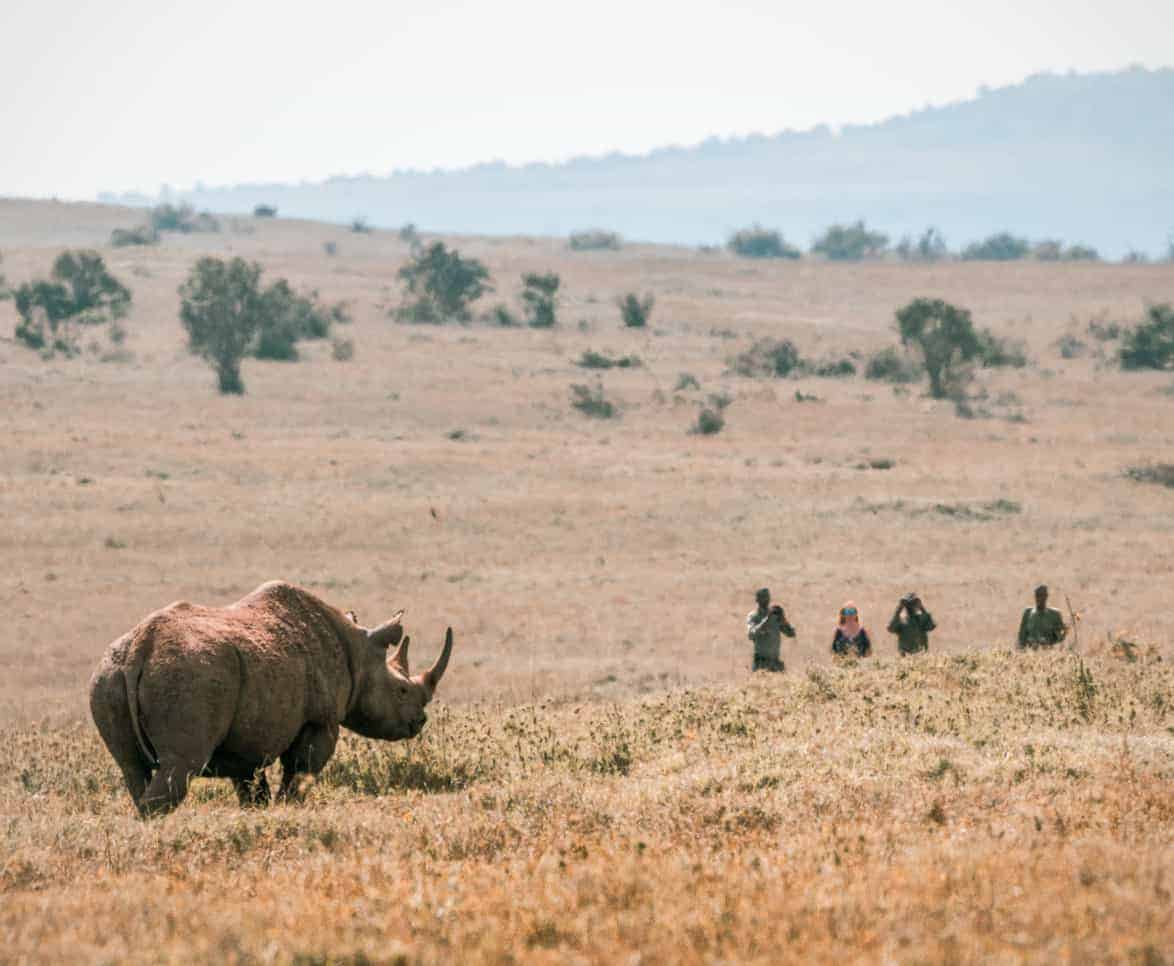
[755, 587, 770, 601]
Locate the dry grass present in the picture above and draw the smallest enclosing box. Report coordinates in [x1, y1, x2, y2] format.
[1, 200, 1173, 962]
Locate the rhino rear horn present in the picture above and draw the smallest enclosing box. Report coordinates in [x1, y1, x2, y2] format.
[368, 610, 405, 650]
[389, 635, 410, 675]
[422, 628, 453, 694]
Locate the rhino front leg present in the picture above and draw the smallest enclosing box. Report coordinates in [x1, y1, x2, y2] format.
[278, 722, 339, 802]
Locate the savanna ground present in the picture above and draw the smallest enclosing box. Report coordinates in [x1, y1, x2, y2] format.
[1, 199, 1172, 962]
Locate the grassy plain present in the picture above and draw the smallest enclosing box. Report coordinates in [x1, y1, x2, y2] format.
[1, 199, 1172, 962]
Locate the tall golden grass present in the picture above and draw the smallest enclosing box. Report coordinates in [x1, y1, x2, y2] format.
[1, 200, 1172, 961]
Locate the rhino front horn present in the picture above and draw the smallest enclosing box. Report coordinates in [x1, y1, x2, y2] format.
[422, 628, 453, 694]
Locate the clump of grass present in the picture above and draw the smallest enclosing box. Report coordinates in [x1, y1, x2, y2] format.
[675, 372, 700, 391]
[577, 350, 641, 370]
[570, 383, 618, 419]
[618, 293, 654, 328]
[691, 408, 725, 435]
[1124, 463, 1174, 488]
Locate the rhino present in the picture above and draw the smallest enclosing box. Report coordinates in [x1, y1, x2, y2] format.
[89, 580, 452, 816]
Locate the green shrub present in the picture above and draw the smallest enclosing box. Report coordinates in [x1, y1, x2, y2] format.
[570, 383, 618, 419]
[811, 357, 857, 377]
[13, 250, 131, 357]
[395, 242, 491, 323]
[488, 304, 519, 327]
[1056, 334, 1087, 359]
[521, 272, 560, 328]
[1119, 303, 1174, 370]
[323, 241, 338, 256]
[568, 229, 621, 251]
[253, 204, 278, 218]
[895, 298, 982, 398]
[179, 257, 263, 393]
[150, 203, 218, 234]
[1125, 463, 1174, 488]
[331, 337, 354, 362]
[961, 232, 1030, 261]
[865, 346, 922, 383]
[727, 225, 801, 259]
[253, 280, 348, 361]
[692, 408, 725, 435]
[0, 253, 7, 301]
[675, 372, 700, 391]
[895, 227, 948, 262]
[577, 350, 641, 369]
[976, 330, 1028, 368]
[1064, 243, 1100, 262]
[732, 338, 804, 378]
[618, 293, 654, 328]
[812, 220, 889, 261]
[110, 225, 158, 247]
[352, 216, 373, 234]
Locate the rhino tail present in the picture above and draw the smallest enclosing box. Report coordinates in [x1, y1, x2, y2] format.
[124, 640, 158, 767]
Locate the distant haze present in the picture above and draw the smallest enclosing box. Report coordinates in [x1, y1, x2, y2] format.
[100, 68, 1174, 259]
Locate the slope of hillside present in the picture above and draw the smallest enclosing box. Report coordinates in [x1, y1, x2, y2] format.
[100, 67, 1174, 257]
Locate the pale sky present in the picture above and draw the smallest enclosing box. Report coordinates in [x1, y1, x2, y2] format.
[2, 0, 1171, 199]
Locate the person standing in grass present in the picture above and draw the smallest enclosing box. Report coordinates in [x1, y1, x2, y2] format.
[746, 587, 795, 672]
[1017, 584, 1067, 649]
[887, 592, 936, 655]
[831, 602, 871, 658]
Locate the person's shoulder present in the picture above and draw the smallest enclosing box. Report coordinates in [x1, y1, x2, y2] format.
[1021, 606, 1034, 617]
[1047, 607, 1065, 618]
[746, 610, 759, 622]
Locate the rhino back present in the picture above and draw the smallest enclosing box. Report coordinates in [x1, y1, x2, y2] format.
[129, 584, 355, 765]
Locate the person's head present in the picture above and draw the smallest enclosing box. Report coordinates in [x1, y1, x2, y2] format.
[755, 588, 770, 608]
[903, 592, 920, 612]
[839, 603, 860, 625]
[1034, 584, 1048, 609]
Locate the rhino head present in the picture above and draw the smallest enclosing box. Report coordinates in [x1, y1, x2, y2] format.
[343, 612, 453, 741]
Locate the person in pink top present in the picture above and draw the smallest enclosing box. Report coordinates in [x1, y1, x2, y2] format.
[831, 602, 872, 658]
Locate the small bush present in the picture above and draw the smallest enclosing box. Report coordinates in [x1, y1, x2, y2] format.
[1119, 303, 1174, 370]
[253, 204, 278, 218]
[1125, 463, 1174, 488]
[692, 408, 725, 435]
[110, 225, 158, 247]
[976, 329, 1029, 368]
[150, 203, 218, 234]
[521, 272, 560, 328]
[323, 241, 338, 256]
[1065, 243, 1100, 262]
[570, 383, 618, 419]
[727, 225, 801, 259]
[1087, 317, 1122, 341]
[568, 229, 621, 251]
[395, 242, 491, 324]
[865, 346, 922, 383]
[577, 350, 641, 370]
[253, 281, 348, 361]
[488, 304, 519, 327]
[895, 227, 948, 262]
[0, 253, 8, 301]
[811, 357, 856, 378]
[13, 251, 131, 357]
[398, 223, 418, 244]
[732, 338, 804, 378]
[618, 293, 654, 329]
[1056, 334, 1087, 359]
[961, 233, 1030, 261]
[675, 372, 700, 391]
[812, 220, 889, 261]
[331, 337, 354, 362]
[352, 216, 373, 234]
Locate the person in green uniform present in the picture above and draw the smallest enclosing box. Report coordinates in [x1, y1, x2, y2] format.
[1017, 584, 1067, 649]
[887, 592, 936, 655]
[746, 587, 796, 672]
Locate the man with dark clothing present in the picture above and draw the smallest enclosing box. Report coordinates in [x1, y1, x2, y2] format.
[746, 587, 795, 672]
[887, 593, 936, 655]
[1017, 584, 1067, 649]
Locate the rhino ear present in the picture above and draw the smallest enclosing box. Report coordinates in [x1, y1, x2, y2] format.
[389, 636, 410, 675]
[368, 610, 405, 649]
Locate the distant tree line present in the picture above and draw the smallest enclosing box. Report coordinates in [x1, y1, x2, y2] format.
[720, 221, 1111, 263]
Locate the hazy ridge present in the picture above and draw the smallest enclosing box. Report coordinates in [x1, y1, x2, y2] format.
[101, 67, 1174, 257]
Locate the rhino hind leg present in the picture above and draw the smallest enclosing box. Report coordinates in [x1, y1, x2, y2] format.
[203, 749, 272, 808]
[278, 722, 339, 802]
[233, 772, 271, 808]
[90, 670, 154, 813]
[139, 757, 198, 817]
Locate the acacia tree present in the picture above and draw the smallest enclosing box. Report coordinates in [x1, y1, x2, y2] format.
[179, 257, 264, 394]
[13, 250, 131, 356]
[895, 297, 982, 399]
[395, 242, 491, 322]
